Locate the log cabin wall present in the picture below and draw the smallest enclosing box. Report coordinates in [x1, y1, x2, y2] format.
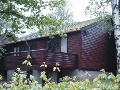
[36, 38, 46, 49]
[67, 31, 82, 69]
[5, 43, 19, 53]
[0, 57, 5, 75]
[4, 38, 46, 59]
[5, 38, 46, 52]
[4, 22, 117, 72]
[4, 36, 77, 70]
[68, 32, 80, 54]
[81, 22, 116, 72]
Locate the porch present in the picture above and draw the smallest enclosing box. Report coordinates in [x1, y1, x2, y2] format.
[4, 49, 77, 70]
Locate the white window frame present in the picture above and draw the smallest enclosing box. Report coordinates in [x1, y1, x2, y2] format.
[61, 38, 67, 53]
[14, 47, 19, 56]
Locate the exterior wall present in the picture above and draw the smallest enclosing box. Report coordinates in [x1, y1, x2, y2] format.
[32, 70, 42, 83]
[5, 43, 20, 53]
[81, 23, 116, 72]
[4, 22, 117, 73]
[67, 32, 82, 69]
[0, 58, 5, 75]
[7, 70, 14, 81]
[37, 38, 46, 49]
[68, 32, 79, 54]
[5, 38, 46, 53]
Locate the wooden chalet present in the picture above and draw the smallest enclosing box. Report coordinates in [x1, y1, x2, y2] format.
[3, 19, 117, 82]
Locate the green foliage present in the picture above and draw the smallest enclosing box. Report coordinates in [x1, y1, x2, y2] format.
[0, 68, 120, 90]
[0, 46, 5, 59]
[2, 68, 42, 90]
[48, 1, 73, 25]
[40, 62, 47, 68]
[22, 55, 32, 67]
[0, 0, 67, 60]
[22, 60, 32, 67]
[53, 62, 60, 72]
[85, 0, 113, 33]
[0, 75, 2, 80]
[0, 0, 66, 40]
[85, 0, 111, 17]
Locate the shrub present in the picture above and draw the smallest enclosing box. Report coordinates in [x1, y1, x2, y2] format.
[0, 68, 119, 90]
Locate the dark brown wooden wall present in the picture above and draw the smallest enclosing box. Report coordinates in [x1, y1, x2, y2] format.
[81, 23, 116, 72]
[37, 38, 45, 49]
[68, 32, 79, 54]
[4, 22, 117, 73]
[67, 32, 82, 69]
[0, 58, 5, 75]
[5, 38, 46, 52]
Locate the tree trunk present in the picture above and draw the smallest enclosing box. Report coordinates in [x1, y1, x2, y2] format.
[111, 0, 120, 72]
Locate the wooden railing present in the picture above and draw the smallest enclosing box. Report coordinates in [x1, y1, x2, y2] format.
[5, 49, 77, 70]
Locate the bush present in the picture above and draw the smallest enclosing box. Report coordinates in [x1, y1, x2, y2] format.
[0, 68, 120, 90]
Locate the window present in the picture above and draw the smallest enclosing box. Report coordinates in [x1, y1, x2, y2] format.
[61, 38, 67, 53]
[46, 39, 60, 52]
[30, 42, 37, 50]
[23, 42, 37, 51]
[13, 47, 19, 56]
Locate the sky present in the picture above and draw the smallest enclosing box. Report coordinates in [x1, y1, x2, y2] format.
[67, 0, 92, 22]
[41, 0, 94, 22]
[67, 0, 112, 22]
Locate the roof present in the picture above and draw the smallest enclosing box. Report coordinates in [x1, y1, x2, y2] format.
[0, 37, 9, 45]
[11, 18, 97, 43]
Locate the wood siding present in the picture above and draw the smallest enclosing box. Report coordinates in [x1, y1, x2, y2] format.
[67, 32, 82, 69]
[81, 23, 116, 72]
[4, 22, 116, 72]
[37, 38, 45, 49]
[5, 50, 77, 70]
[68, 32, 79, 54]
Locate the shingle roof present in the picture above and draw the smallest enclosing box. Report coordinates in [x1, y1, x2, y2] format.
[0, 37, 9, 45]
[15, 18, 97, 43]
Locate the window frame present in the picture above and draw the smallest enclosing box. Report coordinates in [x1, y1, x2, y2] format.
[21, 41, 37, 51]
[13, 47, 20, 56]
[46, 38, 61, 52]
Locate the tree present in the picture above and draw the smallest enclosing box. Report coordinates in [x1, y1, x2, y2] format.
[85, 0, 120, 72]
[0, 0, 67, 59]
[0, 0, 66, 41]
[48, 4, 73, 25]
[111, 0, 120, 73]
